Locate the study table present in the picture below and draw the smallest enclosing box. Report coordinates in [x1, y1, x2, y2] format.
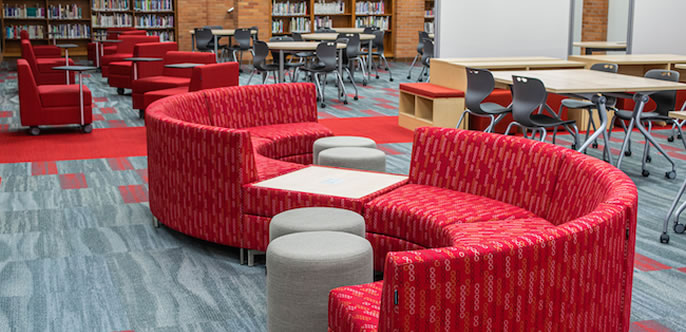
[266, 41, 346, 84]
[492, 69, 686, 176]
[302, 33, 376, 82]
[568, 54, 686, 80]
[188, 29, 258, 62]
[573, 41, 627, 55]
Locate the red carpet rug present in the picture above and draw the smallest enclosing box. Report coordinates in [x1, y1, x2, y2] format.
[0, 127, 147, 163]
[320, 116, 413, 144]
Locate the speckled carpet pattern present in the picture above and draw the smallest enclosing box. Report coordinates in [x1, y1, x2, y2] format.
[0, 61, 685, 331]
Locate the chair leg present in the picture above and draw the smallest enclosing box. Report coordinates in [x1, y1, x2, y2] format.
[617, 119, 632, 155]
[417, 66, 426, 82]
[456, 110, 470, 130]
[407, 54, 419, 79]
[247, 69, 256, 85]
[344, 67, 359, 101]
[540, 128, 548, 142]
[358, 58, 368, 86]
[261, 72, 268, 84]
[381, 55, 393, 81]
[335, 71, 348, 104]
[504, 122, 520, 136]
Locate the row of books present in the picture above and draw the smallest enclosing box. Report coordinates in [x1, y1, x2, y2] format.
[272, 1, 307, 16]
[134, 0, 174, 11]
[5, 25, 45, 39]
[134, 14, 174, 28]
[424, 22, 434, 34]
[3, 4, 46, 18]
[147, 30, 174, 42]
[48, 24, 91, 39]
[313, 1, 345, 14]
[425, 9, 434, 18]
[92, 13, 133, 27]
[355, 16, 389, 30]
[272, 17, 311, 33]
[314, 16, 333, 29]
[48, 4, 83, 20]
[355, 1, 385, 15]
[92, 0, 130, 11]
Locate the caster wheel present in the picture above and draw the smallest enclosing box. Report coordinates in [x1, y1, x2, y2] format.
[642, 170, 650, 177]
[343, 101, 348, 105]
[624, 151, 632, 157]
[666, 170, 677, 179]
[592, 143, 598, 149]
[389, 78, 394, 82]
[354, 96, 359, 101]
[406, 75, 411, 79]
[417, 78, 423, 82]
[117, 88, 124, 95]
[646, 156, 652, 163]
[679, 134, 683, 139]
[376, 76, 380, 80]
[81, 124, 93, 134]
[320, 103, 326, 108]
[660, 233, 670, 244]
[571, 144, 577, 150]
[139, 110, 145, 119]
[675, 223, 686, 234]
[363, 82, 367, 86]
[668, 136, 675, 142]
[29, 126, 40, 136]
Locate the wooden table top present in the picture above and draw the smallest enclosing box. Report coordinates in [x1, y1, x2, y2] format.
[669, 111, 686, 120]
[252, 166, 407, 199]
[675, 64, 686, 70]
[301, 33, 375, 41]
[568, 54, 686, 65]
[188, 29, 257, 36]
[573, 41, 627, 49]
[492, 69, 686, 94]
[332, 28, 365, 33]
[266, 41, 346, 51]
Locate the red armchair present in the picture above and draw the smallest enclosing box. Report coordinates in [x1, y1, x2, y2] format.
[132, 51, 216, 110]
[17, 59, 93, 135]
[20, 30, 61, 58]
[328, 127, 638, 332]
[107, 42, 178, 95]
[140, 61, 239, 118]
[88, 28, 146, 64]
[99, 35, 159, 77]
[20, 40, 75, 85]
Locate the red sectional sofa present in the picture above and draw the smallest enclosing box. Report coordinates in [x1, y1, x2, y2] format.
[146, 84, 638, 331]
[107, 42, 178, 94]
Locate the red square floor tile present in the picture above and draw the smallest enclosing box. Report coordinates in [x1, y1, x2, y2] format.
[119, 185, 149, 204]
[31, 161, 58, 176]
[59, 173, 88, 189]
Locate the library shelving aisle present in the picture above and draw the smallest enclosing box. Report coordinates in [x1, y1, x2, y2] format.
[91, 0, 177, 42]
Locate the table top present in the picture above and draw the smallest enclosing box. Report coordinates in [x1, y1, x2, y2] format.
[96, 39, 122, 43]
[52, 65, 97, 71]
[675, 64, 686, 70]
[125, 57, 164, 62]
[164, 63, 205, 68]
[56, 43, 78, 48]
[301, 33, 375, 41]
[188, 29, 257, 36]
[568, 54, 686, 65]
[573, 41, 627, 49]
[267, 41, 346, 51]
[332, 28, 365, 33]
[491, 69, 686, 94]
[669, 111, 686, 120]
[252, 166, 407, 199]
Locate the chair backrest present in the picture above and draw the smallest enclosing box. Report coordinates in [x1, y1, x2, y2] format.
[465, 68, 497, 115]
[421, 39, 434, 66]
[234, 28, 252, 50]
[203, 25, 222, 29]
[106, 27, 138, 40]
[417, 31, 429, 54]
[316, 27, 334, 33]
[16, 59, 42, 122]
[338, 33, 361, 58]
[118, 30, 147, 36]
[269, 36, 294, 42]
[20, 40, 39, 75]
[316, 42, 338, 72]
[645, 69, 680, 116]
[133, 42, 178, 78]
[253, 40, 270, 70]
[250, 26, 259, 41]
[511, 75, 548, 128]
[189, 62, 240, 92]
[362, 26, 378, 34]
[162, 51, 217, 77]
[590, 62, 618, 73]
[117, 35, 159, 54]
[20, 30, 29, 40]
[194, 28, 214, 51]
[291, 32, 304, 41]
[372, 30, 385, 51]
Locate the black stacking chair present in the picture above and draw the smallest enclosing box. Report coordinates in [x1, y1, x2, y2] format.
[337, 33, 367, 85]
[456, 68, 512, 132]
[315, 27, 335, 33]
[609, 69, 684, 177]
[269, 36, 304, 82]
[335, 36, 360, 101]
[291, 32, 315, 62]
[407, 31, 430, 80]
[249, 26, 259, 42]
[248, 41, 280, 85]
[417, 39, 433, 82]
[362, 26, 379, 34]
[202, 26, 229, 58]
[505, 76, 579, 147]
[194, 28, 214, 52]
[229, 28, 254, 71]
[301, 41, 349, 107]
[369, 30, 393, 82]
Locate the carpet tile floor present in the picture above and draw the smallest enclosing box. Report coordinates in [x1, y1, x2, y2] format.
[0, 61, 685, 331]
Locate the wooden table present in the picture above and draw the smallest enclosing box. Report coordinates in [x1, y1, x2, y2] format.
[302, 33, 376, 82]
[568, 54, 686, 80]
[266, 41, 346, 83]
[492, 69, 686, 172]
[573, 41, 627, 55]
[332, 28, 365, 34]
[188, 29, 257, 61]
[252, 166, 407, 199]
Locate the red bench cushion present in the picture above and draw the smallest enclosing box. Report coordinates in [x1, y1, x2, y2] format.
[443, 217, 555, 248]
[364, 184, 539, 248]
[108, 61, 132, 76]
[143, 87, 189, 110]
[133, 76, 191, 94]
[38, 85, 93, 108]
[399, 83, 465, 98]
[328, 281, 383, 332]
[245, 122, 333, 160]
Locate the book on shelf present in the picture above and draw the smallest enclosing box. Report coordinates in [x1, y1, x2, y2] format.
[92, 13, 133, 27]
[147, 30, 174, 42]
[424, 9, 434, 18]
[134, 0, 174, 11]
[48, 24, 91, 39]
[314, 16, 333, 29]
[5, 25, 46, 39]
[3, 4, 46, 18]
[314, 0, 345, 15]
[272, 1, 307, 16]
[92, 0, 130, 11]
[355, 16, 389, 30]
[48, 4, 83, 20]
[135, 14, 174, 28]
[355, 1, 384, 15]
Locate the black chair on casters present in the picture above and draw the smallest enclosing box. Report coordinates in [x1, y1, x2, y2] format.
[456, 68, 512, 133]
[609, 69, 684, 178]
[369, 30, 393, 82]
[315, 27, 335, 33]
[505, 75, 580, 148]
[337, 33, 367, 86]
[301, 41, 350, 108]
[334, 36, 360, 101]
[417, 39, 433, 82]
[229, 28, 254, 71]
[407, 31, 430, 80]
[247, 41, 280, 85]
[194, 28, 215, 52]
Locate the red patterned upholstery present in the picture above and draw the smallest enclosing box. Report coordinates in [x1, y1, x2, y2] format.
[20, 30, 60, 58]
[107, 42, 178, 90]
[17, 59, 92, 129]
[329, 281, 383, 332]
[247, 122, 332, 160]
[132, 51, 216, 110]
[399, 83, 464, 98]
[329, 127, 638, 332]
[100, 35, 159, 77]
[20, 40, 75, 85]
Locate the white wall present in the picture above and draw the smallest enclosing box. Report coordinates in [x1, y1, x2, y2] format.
[436, 0, 571, 58]
[572, 0, 583, 55]
[631, 0, 686, 54]
[607, 0, 630, 42]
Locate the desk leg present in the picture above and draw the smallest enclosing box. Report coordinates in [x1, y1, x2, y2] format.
[214, 35, 219, 62]
[65, 50, 70, 85]
[368, 40, 373, 82]
[133, 62, 138, 80]
[192, 34, 196, 52]
[633, 93, 676, 176]
[279, 50, 285, 83]
[577, 95, 612, 164]
[79, 72, 84, 126]
[95, 41, 100, 68]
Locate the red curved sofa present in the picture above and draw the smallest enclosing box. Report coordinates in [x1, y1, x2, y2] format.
[146, 84, 638, 331]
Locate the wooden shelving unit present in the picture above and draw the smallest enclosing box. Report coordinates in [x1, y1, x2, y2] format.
[424, 0, 434, 33]
[270, 0, 395, 57]
[0, 0, 177, 57]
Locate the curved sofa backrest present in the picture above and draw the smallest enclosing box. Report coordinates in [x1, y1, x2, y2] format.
[204, 83, 318, 129]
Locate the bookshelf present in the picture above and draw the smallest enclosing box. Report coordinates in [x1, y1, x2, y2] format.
[270, 0, 395, 57]
[92, 0, 177, 42]
[424, 0, 434, 34]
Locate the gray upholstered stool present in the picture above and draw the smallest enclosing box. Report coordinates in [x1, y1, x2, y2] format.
[318, 147, 386, 172]
[269, 207, 365, 241]
[267, 231, 373, 332]
[313, 136, 377, 164]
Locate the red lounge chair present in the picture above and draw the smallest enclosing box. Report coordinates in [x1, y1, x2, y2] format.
[20, 40, 74, 85]
[87, 28, 146, 64]
[100, 35, 159, 78]
[107, 42, 178, 95]
[20, 30, 61, 58]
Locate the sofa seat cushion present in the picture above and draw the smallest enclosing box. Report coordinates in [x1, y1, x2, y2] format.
[329, 281, 382, 332]
[143, 86, 188, 110]
[251, 136, 306, 181]
[108, 61, 132, 75]
[133, 76, 190, 94]
[364, 184, 539, 248]
[442, 217, 555, 248]
[245, 122, 333, 159]
[103, 45, 117, 55]
[36, 58, 74, 72]
[38, 85, 93, 108]
[399, 83, 465, 99]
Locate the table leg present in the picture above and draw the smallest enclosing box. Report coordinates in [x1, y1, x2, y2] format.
[79, 72, 84, 126]
[95, 41, 100, 68]
[338, 48, 344, 96]
[616, 94, 648, 169]
[279, 50, 285, 83]
[192, 33, 196, 52]
[133, 62, 138, 80]
[65, 49, 70, 85]
[368, 40, 373, 82]
[577, 95, 611, 166]
[214, 35, 219, 62]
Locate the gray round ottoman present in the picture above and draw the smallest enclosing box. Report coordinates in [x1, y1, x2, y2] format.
[318, 147, 386, 172]
[267, 231, 373, 332]
[270, 207, 365, 241]
[313, 136, 377, 165]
